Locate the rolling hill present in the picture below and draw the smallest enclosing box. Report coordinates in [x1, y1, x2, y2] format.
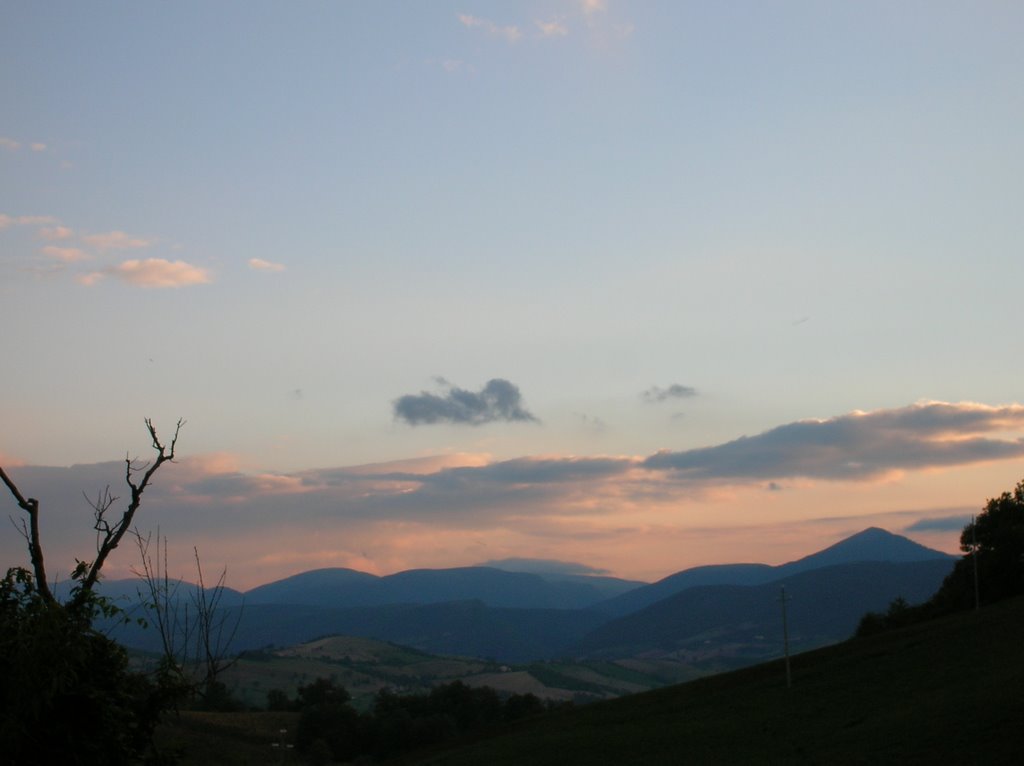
[574, 558, 955, 662]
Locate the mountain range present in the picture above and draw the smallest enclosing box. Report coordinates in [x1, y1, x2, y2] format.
[100, 527, 956, 666]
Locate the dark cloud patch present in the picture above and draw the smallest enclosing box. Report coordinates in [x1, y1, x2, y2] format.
[644, 402, 1024, 482]
[767, 481, 783, 491]
[476, 558, 610, 576]
[642, 384, 697, 404]
[574, 412, 607, 433]
[393, 378, 539, 426]
[904, 516, 972, 533]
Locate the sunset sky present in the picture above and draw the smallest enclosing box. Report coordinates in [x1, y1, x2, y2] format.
[3, 2, 1023, 590]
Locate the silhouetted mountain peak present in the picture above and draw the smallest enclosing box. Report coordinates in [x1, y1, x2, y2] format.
[778, 527, 953, 576]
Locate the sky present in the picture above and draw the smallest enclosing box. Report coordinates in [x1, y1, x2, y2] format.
[2, 1, 1024, 591]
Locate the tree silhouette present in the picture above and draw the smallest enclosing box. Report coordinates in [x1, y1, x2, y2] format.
[931, 478, 1024, 611]
[0, 420, 184, 763]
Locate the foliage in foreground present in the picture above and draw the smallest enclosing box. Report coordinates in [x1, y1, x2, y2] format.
[0, 568, 182, 765]
[278, 677, 558, 763]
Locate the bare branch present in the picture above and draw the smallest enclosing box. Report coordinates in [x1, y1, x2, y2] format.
[0, 466, 54, 602]
[77, 419, 185, 600]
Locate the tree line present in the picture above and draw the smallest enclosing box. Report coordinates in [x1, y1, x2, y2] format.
[857, 477, 1024, 637]
[271, 676, 561, 764]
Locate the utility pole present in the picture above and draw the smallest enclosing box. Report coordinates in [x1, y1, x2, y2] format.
[971, 515, 980, 612]
[778, 585, 792, 689]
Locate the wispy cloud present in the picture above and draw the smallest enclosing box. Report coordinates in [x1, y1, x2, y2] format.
[0, 137, 47, 152]
[394, 378, 539, 426]
[458, 13, 521, 43]
[81, 230, 153, 250]
[76, 272, 105, 287]
[109, 258, 212, 288]
[641, 384, 698, 403]
[40, 245, 89, 263]
[248, 257, 286, 272]
[580, 0, 608, 15]
[39, 225, 74, 240]
[0, 214, 58, 229]
[536, 19, 569, 37]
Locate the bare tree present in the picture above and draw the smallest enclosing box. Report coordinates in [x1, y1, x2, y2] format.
[133, 528, 242, 700]
[1, 417, 183, 607]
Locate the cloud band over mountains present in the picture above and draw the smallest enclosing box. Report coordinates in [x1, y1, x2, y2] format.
[4, 401, 1022, 584]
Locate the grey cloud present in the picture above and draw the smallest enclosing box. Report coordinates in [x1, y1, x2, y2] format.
[904, 516, 972, 533]
[644, 402, 1024, 481]
[575, 412, 608, 433]
[476, 558, 610, 576]
[393, 378, 539, 426]
[642, 384, 697, 403]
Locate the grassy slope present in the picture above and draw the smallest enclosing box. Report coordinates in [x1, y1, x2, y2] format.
[155, 711, 300, 765]
[398, 596, 1024, 765]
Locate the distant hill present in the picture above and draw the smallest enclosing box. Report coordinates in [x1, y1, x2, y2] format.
[594, 527, 953, 617]
[593, 563, 776, 617]
[110, 600, 610, 664]
[56, 577, 247, 608]
[476, 558, 644, 601]
[244, 566, 636, 611]
[242, 567, 380, 607]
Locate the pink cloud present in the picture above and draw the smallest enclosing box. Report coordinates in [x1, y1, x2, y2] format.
[536, 19, 569, 37]
[111, 258, 212, 288]
[458, 13, 521, 43]
[29, 143, 46, 152]
[0, 214, 58, 229]
[0, 451, 26, 467]
[40, 245, 89, 263]
[39, 225, 74, 240]
[81, 230, 152, 250]
[247, 257, 286, 272]
[76, 272, 105, 286]
[0, 137, 20, 151]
